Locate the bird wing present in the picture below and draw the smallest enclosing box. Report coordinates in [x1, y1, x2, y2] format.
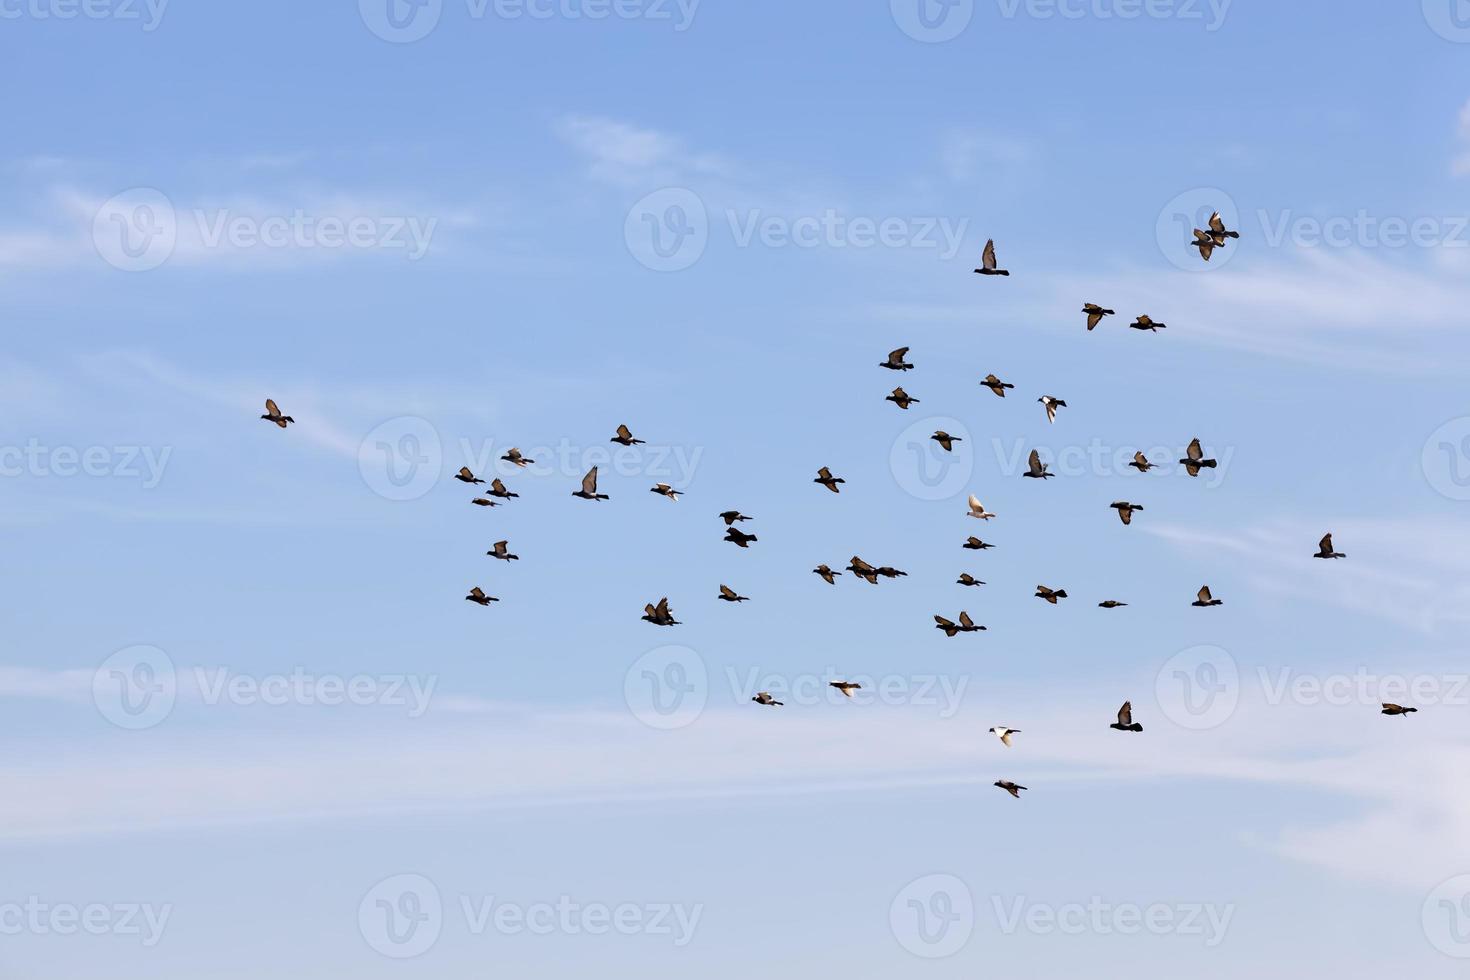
[934, 615, 955, 628]
[959, 611, 974, 628]
[968, 494, 983, 513]
[1208, 211, 1226, 234]
[581, 467, 599, 494]
[265, 398, 280, 416]
[493, 540, 507, 553]
[817, 466, 833, 480]
[1087, 311, 1102, 330]
[458, 467, 475, 480]
[1028, 449, 1043, 473]
[616, 424, 634, 441]
[850, 556, 876, 573]
[1117, 701, 1133, 726]
[1186, 439, 1203, 461]
[1000, 731, 1013, 746]
[1133, 451, 1148, 467]
[982, 239, 997, 270]
[720, 585, 737, 599]
[1198, 586, 1213, 602]
[1320, 533, 1334, 554]
[889, 346, 909, 364]
[469, 587, 485, 599]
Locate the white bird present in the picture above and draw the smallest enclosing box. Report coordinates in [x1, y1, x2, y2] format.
[1039, 395, 1067, 424]
[988, 726, 1019, 747]
[967, 494, 996, 520]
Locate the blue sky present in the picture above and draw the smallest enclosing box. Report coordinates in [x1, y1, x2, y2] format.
[3, 0, 1470, 975]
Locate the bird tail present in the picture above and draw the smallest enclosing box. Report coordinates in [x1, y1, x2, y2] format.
[1199, 460, 1218, 468]
[1130, 723, 1143, 732]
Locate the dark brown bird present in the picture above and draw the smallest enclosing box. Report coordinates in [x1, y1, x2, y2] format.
[719, 510, 752, 525]
[994, 780, 1027, 799]
[488, 478, 518, 499]
[847, 556, 880, 585]
[1109, 700, 1144, 732]
[886, 387, 920, 410]
[752, 692, 784, 706]
[1191, 228, 1218, 262]
[1206, 210, 1240, 244]
[880, 347, 915, 371]
[877, 566, 908, 580]
[1110, 501, 1143, 526]
[1128, 451, 1157, 473]
[1315, 533, 1345, 559]
[980, 374, 1016, 398]
[260, 398, 294, 428]
[830, 681, 862, 698]
[1179, 438, 1218, 477]
[718, 585, 749, 603]
[1035, 585, 1068, 604]
[963, 537, 994, 551]
[1192, 585, 1223, 607]
[931, 430, 962, 452]
[1023, 449, 1053, 480]
[471, 498, 499, 508]
[1382, 703, 1418, 716]
[935, 611, 986, 636]
[814, 467, 845, 493]
[465, 587, 498, 606]
[487, 540, 519, 561]
[641, 598, 680, 626]
[1098, 600, 1128, 609]
[454, 466, 485, 485]
[500, 447, 534, 467]
[1083, 304, 1115, 331]
[813, 564, 839, 585]
[957, 573, 985, 587]
[572, 466, 609, 501]
[1130, 315, 1167, 332]
[724, 527, 758, 548]
[973, 239, 1010, 276]
[650, 483, 682, 501]
[611, 424, 645, 447]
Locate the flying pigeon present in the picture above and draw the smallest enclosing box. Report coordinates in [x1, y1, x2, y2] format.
[260, 399, 294, 428]
[1109, 701, 1144, 732]
[973, 238, 1010, 276]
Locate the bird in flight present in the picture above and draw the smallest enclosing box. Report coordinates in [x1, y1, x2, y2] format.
[724, 527, 758, 548]
[1381, 703, 1418, 716]
[1130, 315, 1167, 332]
[719, 510, 752, 526]
[830, 681, 862, 698]
[650, 483, 683, 501]
[751, 692, 784, 707]
[464, 587, 498, 606]
[1200, 211, 1240, 251]
[813, 564, 839, 585]
[487, 540, 519, 561]
[641, 598, 680, 626]
[931, 430, 962, 452]
[1098, 600, 1128, 609]
[1023, 449, 1053, 480]
[1109, 701, 1144, 732]
[980, 374, 1016, 398]
[989, 726, 1019, 747]
[1179, 438, 1218, 477]
[994, 780, 1027, 799]
[471, 498, 499, 508]
[718, 585, 750, 603]
[847, 556, 880, 585]
[877, 565, 908, 580]
[454, 467, 485, 485]
[1192, 585, 1223, 607]
[934, 611, 986, 636]
[1128, 451, 1158, 473]
[880, 347, 915, 371]
[260, 398, 294, 428]
[501, 448, 534, 467]
[963, 536, 995, 551]
[957, 573, 986, 587]
[1314, 533, 1345, 559]
[1083, 303, 1115, 331]
[967, 495, 996, 520]
[1191, 228, 1219, 262]
[1035, 585, 1068, 604]
[487, 478, 518, 500]
[611, 424, 645, 446]
[1110, 501, 1144, 526]
[974, 239, 1010, 276]
[814, 467, 846, 493]
[572, 466, 609, 500]
[886, 387, 920, 410]
[1039, 395, 1066, 424]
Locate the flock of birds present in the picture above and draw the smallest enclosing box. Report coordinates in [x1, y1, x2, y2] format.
[256, 210, 1417, 802]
